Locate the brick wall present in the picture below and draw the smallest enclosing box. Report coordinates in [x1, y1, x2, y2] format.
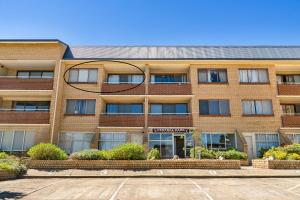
[0, 112, 50, 124]
[148, 83, 192, 95]
[277, 84, 300, 95]
[0, 78, 53, 90]
[148, 115, 193, 127]
[101, 83, 145, 95]
[27, 159, 241, 169]
[99, 114, 145, 127]
[0, 170, 17, 181]
[253, 159, 300, 169]
[281, 115, 300, 128]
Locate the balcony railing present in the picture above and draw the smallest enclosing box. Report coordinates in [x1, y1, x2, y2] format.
[281, 114, 300, 128]
[148, 114, 193, 127]
[99, 113, 145, 127]
[0, 109, 50, 124]
[277, 82, 300, 95]
[148, 82, 192, 95]
[0, 77, 53, 90]
[101, 83, 145, 95]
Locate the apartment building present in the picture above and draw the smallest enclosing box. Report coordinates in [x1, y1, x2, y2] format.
[1, 40, 300, 160]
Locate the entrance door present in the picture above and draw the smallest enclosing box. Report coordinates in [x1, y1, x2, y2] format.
[244, 136, 254, 162]
[174, 136, 185, 158]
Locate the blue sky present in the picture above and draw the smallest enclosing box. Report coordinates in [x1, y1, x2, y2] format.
[0, 0, 300, 45]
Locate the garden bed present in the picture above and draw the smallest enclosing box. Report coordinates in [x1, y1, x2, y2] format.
[252, 159, 300, 169]
[26, 159, 241, 169]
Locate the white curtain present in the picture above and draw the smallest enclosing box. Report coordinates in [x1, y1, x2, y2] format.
[250, 70, 259, 82]
[262, 100, 273, 114]
[258, 69, 268, 82]
[78, 69, 89, 82]
[59, 132, 94, 154]
[69, 70, 78, 82]
[239, 70, 248, 82]
[100, 133, 127, 150]
[88, 69, 98, 82]
[108, 75, 119, 84]
[255, 101, 263, 114]
[131, 75, 143, 84]
[242, 101, 255, 115]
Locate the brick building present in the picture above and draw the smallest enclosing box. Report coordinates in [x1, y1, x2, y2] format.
[1, 40, 300, 160]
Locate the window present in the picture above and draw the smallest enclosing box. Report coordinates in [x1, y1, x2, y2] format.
[17, 71, 54, 78]
[150, 74, 187, 83]
[199, 100, 230, 115]
[68, 69, 98, 83]
[255, 133, 279, 155]
[239, 69, 269, 83]
[58, 132, 94, 154]
[150, 103, 188, 114]
[0, 130, 35, 152]
[66, 99, 96, 115]
[287, 134, 300, 144]
[201, 133, 236, 150]
[242, 100, 273, 115]
[148, 133, 173, 158]
[106, 104, 143, 114]
[198, 69, 227, 83]
[100, 132, 127, 150]
[281, 104, 300, 115]
[13, 101, 50, 112]
[277, 75, 300, 84]
[107, 74, 143, 84]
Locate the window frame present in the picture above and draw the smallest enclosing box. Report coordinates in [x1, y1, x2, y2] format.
[198, 68, 228, 84]
[17, 71, 54, 78]
[150, 73, 188, 84]
[149, 103, 189, 115]
[106, 74, 144, 84]
[239, 68, 270, 84]
[68, 68, 98, 83]
[99, 132, 127, 150]
[105, 103, 144, 114]
[0, 130, 35, 152]
[65, 99, 96, 115]
[242, 99, 274, 116]
[201, 132, 237, 150]
[199, 99, 231, 116]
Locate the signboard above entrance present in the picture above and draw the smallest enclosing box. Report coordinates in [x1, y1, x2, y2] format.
[152, 128, 190, 133]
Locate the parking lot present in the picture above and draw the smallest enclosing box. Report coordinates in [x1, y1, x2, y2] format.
[0, 177, 300, 200]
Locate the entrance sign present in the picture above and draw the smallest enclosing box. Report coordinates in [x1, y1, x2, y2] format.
[152, 128, 190, 133]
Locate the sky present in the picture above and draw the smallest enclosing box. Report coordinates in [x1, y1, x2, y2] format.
[0, 0, 300, 45]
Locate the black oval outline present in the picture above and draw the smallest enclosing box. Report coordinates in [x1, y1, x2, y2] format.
[63, 60, 145, 94]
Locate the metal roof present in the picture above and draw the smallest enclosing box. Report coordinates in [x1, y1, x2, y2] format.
[63, 46, 300, 60]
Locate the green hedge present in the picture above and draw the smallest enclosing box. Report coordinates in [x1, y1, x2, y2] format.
[147, 148, 160, 160]
[27, 143, 68, 160]
[70, 149, 105, 160]
[263, 144, 300, 160]
[190, 147, 247, 160]
[109, 144, 146, 160]
[0, 152, 8, 159]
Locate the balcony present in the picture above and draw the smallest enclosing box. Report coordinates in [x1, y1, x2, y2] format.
[148, 83, 192, 95]
[0, 77, 53, 90]
[0, 110, 50, 124]
[99, 114, 145, 127]
[148, 114, 193, 127]
[101, 83, 145, 95]
[277, 83, 300, 96]
[281, 115, 300, 128]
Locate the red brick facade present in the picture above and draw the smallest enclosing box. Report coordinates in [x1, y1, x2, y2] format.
[148, 115, 193, 127]
[148, 83, 192, 95]
[0, 112, 50, 124]
[0, 78, 53, 90]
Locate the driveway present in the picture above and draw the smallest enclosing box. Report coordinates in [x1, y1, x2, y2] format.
[0, 177, 300, 200]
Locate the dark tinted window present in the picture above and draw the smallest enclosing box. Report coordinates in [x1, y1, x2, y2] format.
[199, 100, 230, 115]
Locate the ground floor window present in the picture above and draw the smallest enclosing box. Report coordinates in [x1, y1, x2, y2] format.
[255, 133, 279, 155]
[287, 134, 300, 144]
[99, 132, 127, 150]
[201, 133, 236, 150]
[0, 130, 35, 152]
[59, 132, 94, 154]
[149, 133, 173, 158]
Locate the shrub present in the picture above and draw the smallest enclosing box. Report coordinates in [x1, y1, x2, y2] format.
[70, 149, 104, 160]
[27, 143, 67, 160]
[215, 150, 247, 160]
[287, 153, 300, 160]
[109, 144, 146, 160]
[0, 158, 27, 177]
[0, 152, 8, 159]
[147, 148, 160, 160]
[284, 144, 300, 154]
[190, 147, 216, 159]
[273, 150, 288, 160]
